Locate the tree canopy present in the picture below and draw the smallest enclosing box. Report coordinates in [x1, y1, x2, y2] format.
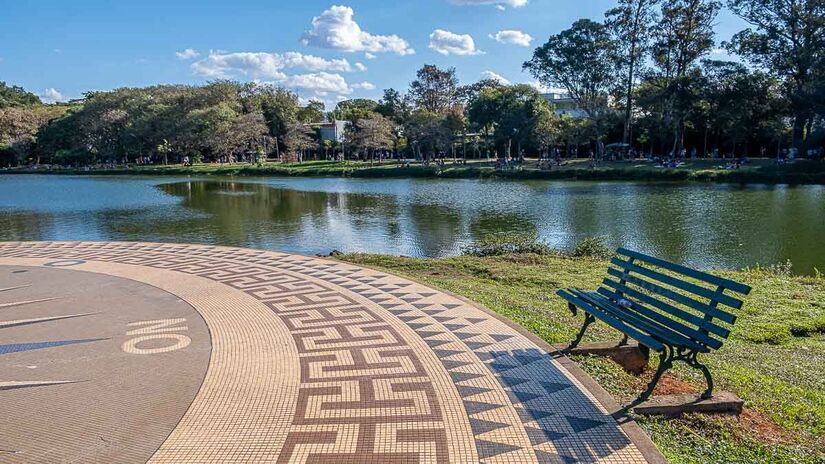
[0, 82, 42, 108]
[3, 0, 825, 168]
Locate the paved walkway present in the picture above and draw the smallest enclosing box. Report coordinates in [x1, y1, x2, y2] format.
[0, 242, 658, 463]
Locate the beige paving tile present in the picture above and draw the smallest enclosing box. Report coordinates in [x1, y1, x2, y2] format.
[0, 241, 653, 463]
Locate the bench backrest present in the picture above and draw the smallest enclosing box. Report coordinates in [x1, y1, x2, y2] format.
[598, 248, 751, 351]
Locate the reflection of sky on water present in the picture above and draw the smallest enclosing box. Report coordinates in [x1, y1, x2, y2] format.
[1, 174, 823, 274]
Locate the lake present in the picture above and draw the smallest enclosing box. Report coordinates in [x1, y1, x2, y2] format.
[1, 174, 823, 274]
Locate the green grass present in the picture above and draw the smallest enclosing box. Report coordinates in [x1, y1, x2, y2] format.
[6, 158, 825, 184]
[336, 252, 825, 463]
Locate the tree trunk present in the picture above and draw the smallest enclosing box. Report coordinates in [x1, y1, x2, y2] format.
[703, 126, 708, 158]
[623, 61, 635, 151]
[791, 112, 805, 152]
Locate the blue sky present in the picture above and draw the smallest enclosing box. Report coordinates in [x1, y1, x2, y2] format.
[0, 0, 746, 106]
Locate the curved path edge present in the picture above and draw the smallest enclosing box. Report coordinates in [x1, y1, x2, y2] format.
[0, 241, 666, 464]
[389, 269, 668, 464]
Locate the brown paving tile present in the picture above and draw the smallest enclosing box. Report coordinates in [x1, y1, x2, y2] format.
[0, 242, 653, 463]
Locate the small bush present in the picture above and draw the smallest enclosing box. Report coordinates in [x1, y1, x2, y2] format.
[740, 322, 792, 345]
[572, 236, 612, 259]
[462, 232, 553, 257]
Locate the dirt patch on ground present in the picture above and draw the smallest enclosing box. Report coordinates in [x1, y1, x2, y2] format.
[731, 409, 796, 445]
[651, 374, 699, 395]
[639, 371, 798, 446]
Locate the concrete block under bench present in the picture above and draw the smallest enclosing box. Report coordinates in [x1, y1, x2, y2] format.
[630, 391, 744, 417]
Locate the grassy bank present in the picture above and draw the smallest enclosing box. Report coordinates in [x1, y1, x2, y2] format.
[336, 252, 825, 463]
[4, 158, 825, 184]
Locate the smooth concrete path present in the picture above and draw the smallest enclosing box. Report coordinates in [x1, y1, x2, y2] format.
[0, 242, 661, 463]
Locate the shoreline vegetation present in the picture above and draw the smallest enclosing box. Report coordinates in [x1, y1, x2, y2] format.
[3, 158, 825, 185]
[336, 239, 825, 463]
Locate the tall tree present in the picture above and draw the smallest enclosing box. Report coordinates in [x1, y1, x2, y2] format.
[404, 111, 451, 160]
[375, 88, 411, 124]
[355, 114, 395, 162]
[283, 122, 317, 159]
[331, 99, 379, 123]
[375, 89, 411, 157]
[408, 65, 459, 114]
[255, 85, 300, 157]
[467, 84, 554, 158]
[726, 0, 825, 150]
[457, 78, 503, 106]
[296, 100, 325, 123]
[524, 19, 617, 157]
[605, 0, 660, 148]
[651, 0, 720, 156]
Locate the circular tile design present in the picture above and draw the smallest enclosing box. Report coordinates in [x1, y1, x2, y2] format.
[0, 242, 657, 463]
[0, 265, 210, 463]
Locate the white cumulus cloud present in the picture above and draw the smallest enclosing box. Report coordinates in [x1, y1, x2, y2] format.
[175, 48, 200, 60]
[191, 51, 362, 78]
[281, 72, 353, 95]
[490, 30, 533, 47]
[480, 71, 510, 84]
[301, 5, 415, 56]
[428, 29, 483, 56]
[40, 88, 66, 103]
[351, 81, 376, 90]
[448, 0, 528, 8]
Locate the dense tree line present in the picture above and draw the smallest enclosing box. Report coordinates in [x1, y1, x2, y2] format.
[525, 0, 825, 159]
[1, 0, 823, 167]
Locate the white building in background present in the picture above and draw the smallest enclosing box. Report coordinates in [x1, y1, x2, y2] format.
[542, 92, 587, 119]
[309, 120, 349, 143]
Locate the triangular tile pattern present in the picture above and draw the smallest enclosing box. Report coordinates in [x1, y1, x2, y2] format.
[357, 286, 530, 461]
[524, 426, 567, 446]
[260, 258, 635, 464]
[457, 385, 493, 399]
[475, 439, 522, 459]
[470, 418, 510, 435]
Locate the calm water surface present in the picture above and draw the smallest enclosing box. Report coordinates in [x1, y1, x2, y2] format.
[1, 174, 823, 274]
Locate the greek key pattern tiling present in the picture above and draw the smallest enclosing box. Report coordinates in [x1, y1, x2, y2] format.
[0, 242, 648, 464]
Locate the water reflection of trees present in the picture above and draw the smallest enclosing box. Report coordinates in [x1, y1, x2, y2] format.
[0, 212, 54, 241]
[154, 181, 407, 254]
[8, 177, 817, 273]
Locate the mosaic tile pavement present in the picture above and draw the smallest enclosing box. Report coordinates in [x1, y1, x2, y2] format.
[0, 241, 661, 463]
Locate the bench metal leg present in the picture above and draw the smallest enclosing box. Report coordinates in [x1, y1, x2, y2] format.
[639, 345, 673, 401]
[687, 352, 714, 399]
[568, 311, 596, 350]
[637, 347, 714, 402]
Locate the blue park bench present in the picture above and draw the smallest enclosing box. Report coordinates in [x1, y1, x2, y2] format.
[557, 248, 751, 402]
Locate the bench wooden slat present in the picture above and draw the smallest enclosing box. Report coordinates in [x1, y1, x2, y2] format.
[617, 248, 752, 295]
[595, 287, 723, 349]
[597, 283, 731, 338]
[610, 257, 745, 310]
[556, 289, 665, 352]
[605, 269, 738, 324]
[574, 290, 709, 352]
